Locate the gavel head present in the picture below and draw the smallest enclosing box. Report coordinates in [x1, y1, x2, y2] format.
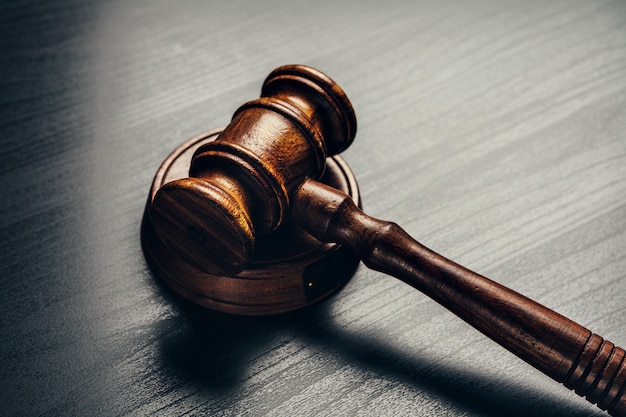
[150, 65, 357, 276]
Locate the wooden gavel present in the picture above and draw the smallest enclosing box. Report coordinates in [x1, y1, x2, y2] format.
[142, 65, 625, 416]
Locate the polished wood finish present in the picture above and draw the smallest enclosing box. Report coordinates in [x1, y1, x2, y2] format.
[142, 129, 361, 315]
[150, 65, 356, 276]
[3, 2, 626, 416]
[144, 65, 625, 415]
[294, 178, 626, 416]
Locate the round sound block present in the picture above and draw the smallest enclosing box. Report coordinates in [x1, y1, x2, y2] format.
[141, 129, 361, 315]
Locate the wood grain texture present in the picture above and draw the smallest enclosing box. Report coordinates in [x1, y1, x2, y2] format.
[1, 0, 625, 416]
[293, 179, 626, 415]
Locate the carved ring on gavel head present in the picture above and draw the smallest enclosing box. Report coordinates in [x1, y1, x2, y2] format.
[141, 65, 626, 416]
[150, 65, 356, 277]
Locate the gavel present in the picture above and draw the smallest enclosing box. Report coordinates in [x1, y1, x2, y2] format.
[141, 65, 625, 416]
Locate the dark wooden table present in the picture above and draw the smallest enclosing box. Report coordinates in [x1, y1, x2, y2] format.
[2, 1, 625, 416]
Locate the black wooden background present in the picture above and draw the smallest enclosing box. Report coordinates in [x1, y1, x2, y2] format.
[2, 1, 625, 416]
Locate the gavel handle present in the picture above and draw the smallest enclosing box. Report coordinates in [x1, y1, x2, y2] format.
[292, 179, 626, 416]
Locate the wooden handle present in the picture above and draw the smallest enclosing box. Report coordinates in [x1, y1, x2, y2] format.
[292, 179, 626, 416]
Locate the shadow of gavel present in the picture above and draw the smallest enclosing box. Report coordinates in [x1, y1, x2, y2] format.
[142, 65, 625, 416]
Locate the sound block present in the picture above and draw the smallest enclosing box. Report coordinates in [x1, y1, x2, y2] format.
[141, 129, 361, 315]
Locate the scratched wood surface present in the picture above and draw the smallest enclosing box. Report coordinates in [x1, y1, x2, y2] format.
[1, 0, 625, 416]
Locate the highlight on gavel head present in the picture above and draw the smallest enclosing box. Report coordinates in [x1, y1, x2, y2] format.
[141, 65, 361, 315]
